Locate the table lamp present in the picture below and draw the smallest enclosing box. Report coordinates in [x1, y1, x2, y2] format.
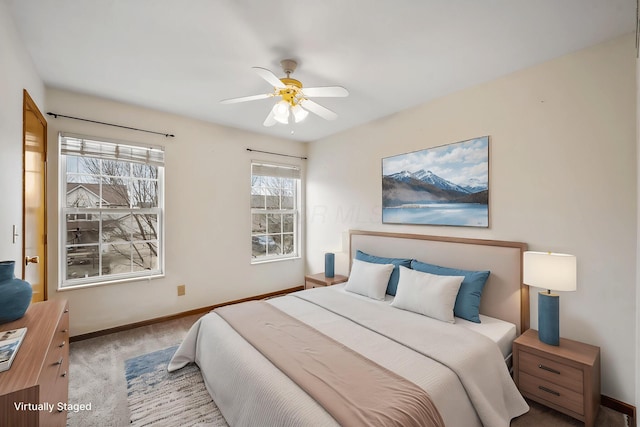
[523, 251, 577, 346]
[324, 252, 335, 278]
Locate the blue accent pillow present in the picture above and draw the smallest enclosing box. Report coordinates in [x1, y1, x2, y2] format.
[355, 250, 412, 296]
[410, 259, 490, 323]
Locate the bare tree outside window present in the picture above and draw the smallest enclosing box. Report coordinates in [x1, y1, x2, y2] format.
[251, 162, 299, 262]
[61, 135, 164, 287]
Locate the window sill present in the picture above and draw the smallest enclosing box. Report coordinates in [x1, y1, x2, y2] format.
[251, 255, 301, 265]
[58, 273, 165, 291]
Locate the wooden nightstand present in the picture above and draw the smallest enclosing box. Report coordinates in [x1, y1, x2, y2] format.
[513, 329, 600, 427]
[304, 273, 348, 290]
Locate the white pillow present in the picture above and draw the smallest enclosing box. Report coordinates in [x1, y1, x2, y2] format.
[344, 258, 394, 300]
[391, 266, 464, 323]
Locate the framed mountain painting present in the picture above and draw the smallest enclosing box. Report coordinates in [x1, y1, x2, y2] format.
[382, 136, 489, 227]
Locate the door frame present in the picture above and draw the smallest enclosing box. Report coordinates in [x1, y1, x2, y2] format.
[22, 89, 48, 300]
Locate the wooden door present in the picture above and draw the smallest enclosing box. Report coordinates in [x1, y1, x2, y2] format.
[23, 90, 47, 302]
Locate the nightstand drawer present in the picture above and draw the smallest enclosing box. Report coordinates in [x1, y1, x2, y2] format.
[519, 350, 583, 393]
[520, 371, 584, 415]
[306, 281, 325, 289]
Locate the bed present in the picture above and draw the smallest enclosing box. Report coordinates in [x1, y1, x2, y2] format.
[169, 230, 530, 426]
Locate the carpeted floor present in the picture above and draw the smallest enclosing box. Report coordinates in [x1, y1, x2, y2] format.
[126, 346, 227, 426]
[511, 399, 628, 427]
[67, 314, 200, 427]
[67, 314, 630, 427]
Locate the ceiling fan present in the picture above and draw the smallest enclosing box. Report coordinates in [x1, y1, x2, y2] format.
[220, 59, 349, 127]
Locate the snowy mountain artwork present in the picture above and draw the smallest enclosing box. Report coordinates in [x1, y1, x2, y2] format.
[382, 136, 489, 227]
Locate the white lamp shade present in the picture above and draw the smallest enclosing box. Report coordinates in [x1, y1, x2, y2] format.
[291, 104, 309, 123]
[523, 251, 577, 292]
[272, 101, 290, 124]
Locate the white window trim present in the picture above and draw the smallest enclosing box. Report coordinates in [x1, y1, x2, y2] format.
[250, 161, 301, 264]
[58, 133, 165, 289]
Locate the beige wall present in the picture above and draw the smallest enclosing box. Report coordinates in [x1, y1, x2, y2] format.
[45, 88, 307, 336]
[306, 35, 637, 404]
[0, 0, 46, 270]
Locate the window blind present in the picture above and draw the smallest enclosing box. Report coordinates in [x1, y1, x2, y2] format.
[60, 132, 165, 166]
[252, 163, 300, 179]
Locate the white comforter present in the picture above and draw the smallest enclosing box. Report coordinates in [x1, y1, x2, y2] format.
[169, 286, 528, 426]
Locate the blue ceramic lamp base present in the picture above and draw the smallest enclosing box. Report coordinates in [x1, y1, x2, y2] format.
[324, 253, 335, 278]
[538, 291, 560, 346]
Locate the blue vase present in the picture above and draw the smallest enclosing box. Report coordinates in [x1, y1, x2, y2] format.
[0, 261, 32, 324]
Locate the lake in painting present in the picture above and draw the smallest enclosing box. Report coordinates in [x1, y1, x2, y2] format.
[382, 203, 488, 227]
[382, 137, 489, 227]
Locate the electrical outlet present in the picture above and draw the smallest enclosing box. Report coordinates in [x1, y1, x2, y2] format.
[177, 284, 186, 296]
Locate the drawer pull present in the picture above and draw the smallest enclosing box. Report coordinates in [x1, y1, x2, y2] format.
[61, 328, 68, 333]
[61, 371, 67, 377]
[58, 340, 66, 348]
[538, 364, 561, 375]
[538, 385, 561, 396]
[64, 308, 69, 313]
[55, 357, 63, 366]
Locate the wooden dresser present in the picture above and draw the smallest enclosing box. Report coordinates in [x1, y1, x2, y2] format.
[513, 329, 600, 427]
[0, 299, 69, 427]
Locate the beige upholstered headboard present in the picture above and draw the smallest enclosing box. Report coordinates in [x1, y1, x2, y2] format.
[349, 230, 529, 334]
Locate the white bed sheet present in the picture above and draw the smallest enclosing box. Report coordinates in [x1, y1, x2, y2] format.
[333, 283, 517, 359]
[170, 285, 528, 427]
[457, 314, 517, 360]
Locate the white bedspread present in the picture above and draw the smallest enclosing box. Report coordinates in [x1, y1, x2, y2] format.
[169, 286, 528, 426]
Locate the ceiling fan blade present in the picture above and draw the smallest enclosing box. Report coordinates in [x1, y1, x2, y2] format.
[252, 67, 286, 89]
[301, 86, 349, 98]
[220, 93, 272, 104]
[300, 99, 338, 121]
[263, 110, 277, 127]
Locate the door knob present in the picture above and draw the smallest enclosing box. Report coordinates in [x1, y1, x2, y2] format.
[25, 256, 40, 265]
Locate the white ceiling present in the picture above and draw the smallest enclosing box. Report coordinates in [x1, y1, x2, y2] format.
[8, 0, 635, 142]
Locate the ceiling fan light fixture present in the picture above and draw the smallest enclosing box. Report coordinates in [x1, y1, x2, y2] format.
[272, 100, 290, 124]
[291, 104, 309, 123]
[222, 59, 348, 126]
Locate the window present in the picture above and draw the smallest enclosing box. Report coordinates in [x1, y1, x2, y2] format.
[59, 133, 164, 287]
[251, 162, 300, 262]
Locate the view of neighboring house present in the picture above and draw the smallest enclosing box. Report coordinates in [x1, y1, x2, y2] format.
[65, 183, 158, 279]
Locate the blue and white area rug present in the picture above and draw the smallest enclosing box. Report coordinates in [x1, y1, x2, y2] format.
[125, 346, 228, 427]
